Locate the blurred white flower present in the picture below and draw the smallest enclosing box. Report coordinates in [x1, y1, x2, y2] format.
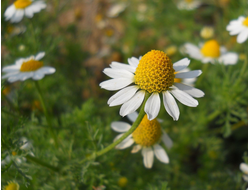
[200, 26, 214, 39]
[177, 0, 201, 10]
[2, 52, 56, 83]
[111, 112, 173, 169]
[240, 162, 248, 182]
[183, 39, 238, 65]
[107, 2, 127, 18]
[226, 16, 248, 44]
[4, 0, 46, 23]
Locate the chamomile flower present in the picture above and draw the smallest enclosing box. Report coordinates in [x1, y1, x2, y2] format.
[183, 39, 238, 65]
[3, 181, 19, 190]
[177, 0, 201, 10]
[100, 50, 204, 121]
[4, 0, 46, 23]
[226, 16, 248, 44]
[2, 52, 56, 83]
[111, 112, 173, 168]
[240, 162, 248, 182]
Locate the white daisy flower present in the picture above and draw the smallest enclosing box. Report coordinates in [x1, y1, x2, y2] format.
[111, 112, 173, 169]
[226, 16, 248, 44]
[240, 162, 248, 182]
[2, 52, 56, 83]
[183, 39, 239, 65]
[100, 50, 204, 121]
[106, 2, 127, 18]
[177, 0, 201, 10]
[4, 0, 46, 23]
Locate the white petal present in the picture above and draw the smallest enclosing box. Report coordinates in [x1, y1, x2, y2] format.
[108, 85, 138, 106]
[131, 145, 141, 153]
[174, 83, 204, 98]
[37, 67, 56, 74]
[35, 52, 45, 60]
[127, 112, 138, 123]
[120, 90, 145, 117]
[162, 131, 173, 149]
[153, 144, 169, 164]
[175, 70, 202, 78]
[111, 121, 131, 132]
[2, 72, 20, 79]
[128, 57, 140, 67]
[115, 135, 134, 149]
[110, 61, 136, 73]
[4, 5, 16, 20]
[103, 68, 134, 79]
[24, 7, 34, 18]
[218, 52, 238, 65]
[239, 163, 248, 174]
[19, 72, 34, 81]
[100, 78, 133, 91]
[237, 29, 248, 43]
[173, 58, 190, 72]
[2, 65, 20, 73]
[144, 93, 161, 120]
[32, 71, 45, 80]
[162, 91, 180, 121]
[11, 9, 24, 23]
[170, 88, 198, 107]
[142, 147, 154, 169]
[183, 43, 203, 60]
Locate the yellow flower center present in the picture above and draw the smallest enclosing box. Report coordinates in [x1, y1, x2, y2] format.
[14, 0, 32, 9]
[20, 59, 43, 72]
[11, 151, 17, 156]
[132, 115, 162, 147]
[134, 50, 175, 93]
[3, 182, 19, 190]
[200, 39, 220, 58]
[185, 0, 193, 3]
[243, 17, 248, 27]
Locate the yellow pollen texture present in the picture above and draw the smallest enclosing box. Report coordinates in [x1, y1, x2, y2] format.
[14, 0, 32, 9]
[200, 39, 220, 58]
[243, 17, 248, 27]
[20, 59, 43, 72]
[134, 50, 175, 93]
[132, 115, 162, 147]
[4, 182, 19, 190]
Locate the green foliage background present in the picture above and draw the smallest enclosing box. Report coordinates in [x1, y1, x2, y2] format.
[1, 0, 248, 189]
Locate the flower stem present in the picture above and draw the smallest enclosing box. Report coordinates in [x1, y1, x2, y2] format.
[34, 81, 58, 148]
[80, 92, 150, 163]
[26, 155, 60, 172]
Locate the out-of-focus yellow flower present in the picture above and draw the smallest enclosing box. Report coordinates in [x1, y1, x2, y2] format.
[105, 28, 114, 37]
[3, 181, 19, 190]
[165, 45, 177, 56]
[200, 26, 214, 39]
[2, 86, 11, 96]
[12, 151, 17, 156]
[32, 100, 42, 111]
[74, 7, 82, 20]
[118, 177, 128, 188]
[239, 53, 247, 61]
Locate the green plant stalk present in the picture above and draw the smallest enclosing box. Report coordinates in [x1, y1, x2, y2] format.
[34, 81, 58, 148]
[26, 155, 60, 172]
[80, 92, 150, 163]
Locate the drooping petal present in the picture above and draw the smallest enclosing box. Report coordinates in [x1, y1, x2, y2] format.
[11, 9, 24, 23]
[120, 90, 145, 117]
[32, 71, 45, 80]
[162, 91, 180, 121]
[170, 88, 198, 107]
[111, 121, 131, 132]
[114, 134, 134, 149]
[4, 5, 16, 20]
[153, 144, 169, 164]
[142, 147, 154, 169]
[144, 93, 161, 120]
[108, 85, 138, 106]
[237, 29, 248, 44]
[175, 70, 202, 79]
[173, 58, 190, 72]
[174, 83, 204, 98]
[131, 145, 141, 153]
[161, 130, 173, 149]
[127, 112, 138, 123]
[99, 78, 133, 91]
[2, 72, 20, 79]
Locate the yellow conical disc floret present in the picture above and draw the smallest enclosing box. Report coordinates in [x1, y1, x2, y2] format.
[134, 50, 175, 93]
[243, 17, 248, 27]
[185, 0, 193, 3]
[3, 181, 19, 190]
[20, 59, 43, 72]
[132, 115, 162, 146]
[200, 39, 220, 58]
[14, 0, 32, 9]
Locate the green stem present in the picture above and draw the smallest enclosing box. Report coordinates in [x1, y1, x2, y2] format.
[34, 81, 58, 148]
[80, 92, 150, 163]
[26, 155, 60, 172]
